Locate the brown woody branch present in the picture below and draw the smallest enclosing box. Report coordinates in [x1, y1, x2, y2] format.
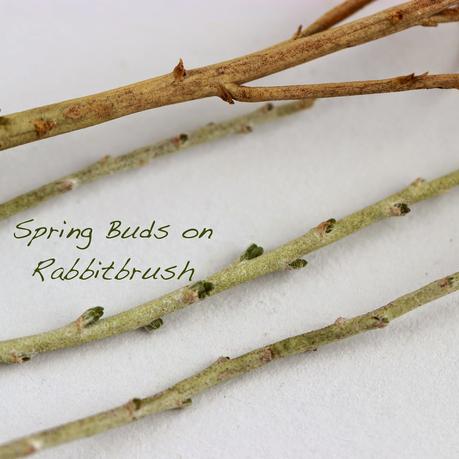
[0, 0, 456, 151]
[223, 73, 459, 102]
[298, 0, 375, 36]
[422, 6, 459, 25]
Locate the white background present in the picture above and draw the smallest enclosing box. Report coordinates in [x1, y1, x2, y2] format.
[1, 1, 458, 458]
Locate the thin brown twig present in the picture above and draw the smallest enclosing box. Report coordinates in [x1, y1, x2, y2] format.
[421, 6, 459, 25]
[0, 0, 456, 151]
[299, 0, 375, 36]
[224, 73, 459, 102]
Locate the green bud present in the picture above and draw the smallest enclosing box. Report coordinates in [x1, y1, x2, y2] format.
[143, 318, 164, 332]
[78, 306, 104, 327]
[240, 243, 264, 261]
[190, 281, 214, 299]
[288, 259, 308, 269]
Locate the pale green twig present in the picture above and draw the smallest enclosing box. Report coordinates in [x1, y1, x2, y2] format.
[0, 169, 458, 364]
[0, 100, 314, 221]
[1, 271, 457, 458]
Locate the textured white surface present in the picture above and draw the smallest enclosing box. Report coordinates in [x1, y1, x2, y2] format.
[1, 1, 459, 458]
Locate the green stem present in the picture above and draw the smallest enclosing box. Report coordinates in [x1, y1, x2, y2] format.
[0, 100, 313, 221]
[0, 169, 458, 364]
[1, 271, 457, 459]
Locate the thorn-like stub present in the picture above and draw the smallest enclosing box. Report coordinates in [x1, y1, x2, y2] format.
[287, 259, 308, 270]
[240, 243, 264, 261]
[76, 306, 104, 330]
[218, 84, 235, 104]
[316, 218, 336, 237]
[173, 58, 187, 81]
[292, 24, 303, 39]
[143, 317, 164, 332]
[398, 72, 429, 85]
[390, 202, 411, 216]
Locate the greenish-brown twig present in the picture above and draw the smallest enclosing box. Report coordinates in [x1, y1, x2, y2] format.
[0, 100, 314, 222]
[1, 169, 458, 364]
[1, 271, 457, 459]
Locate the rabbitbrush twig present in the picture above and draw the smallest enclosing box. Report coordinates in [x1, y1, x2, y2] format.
[224, 73, 459, 102]
[1, 271, 457, 458]
[0, 0, 458, 151]
[0, 0, 369, 221]
[0, 169, 458, 364]
[0, 0, 372, 221]
[0, 100, 314, 221]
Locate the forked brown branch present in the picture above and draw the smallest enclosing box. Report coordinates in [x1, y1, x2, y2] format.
[0, 0, 457, 151]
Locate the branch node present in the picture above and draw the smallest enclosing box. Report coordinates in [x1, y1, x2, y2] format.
[25, 439, 43, 454]
[218, 84, 235, 104]
[389, 10, 404, 24]
[389, 202, 411, 216]
[411, 177, 426, 187]
[172, 58, 187, 81]
[125, 398, 143, 419]
[316, 218, 336, 237]
[438, 276, 455, 288]
[174, 398, 192, 409]
[239, 124, 253, 134]
[334, 317, 348, 327]
[183, 281, 215, 303]
[57, 178, 80, 192]
[11, 351, 35, 364]
[172, 133, 189, 146]
[240, 243, 264, 261]
[143, 318, 164, 332]
[75, 306, 104, 330]
[260, 347, 274, 363]
[371, 315, 390, 328]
